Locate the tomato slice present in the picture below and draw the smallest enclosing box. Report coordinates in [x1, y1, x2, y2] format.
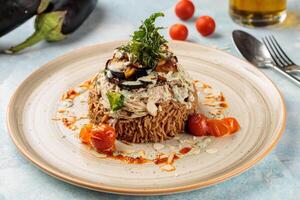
[79, 124, 93, 144]
[207, 119, 230, 137]
[223, 118, 240, 134]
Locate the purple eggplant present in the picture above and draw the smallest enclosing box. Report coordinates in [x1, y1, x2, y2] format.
[118, 80, 148, 90]
[0, 0, 50, 37]
[6, 0, 97, 53]
[105, 59, 126, 79]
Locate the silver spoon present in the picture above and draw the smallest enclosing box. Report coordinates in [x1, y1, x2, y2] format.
[232, 30, 300, 85]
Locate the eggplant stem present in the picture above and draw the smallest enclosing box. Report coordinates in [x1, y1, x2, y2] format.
[7, 32, 45, 53]
[6, 11, 66, 54]
[38, 0, 50, 14]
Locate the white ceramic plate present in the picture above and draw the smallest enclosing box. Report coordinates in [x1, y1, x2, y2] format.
[7, 41, 286, 195]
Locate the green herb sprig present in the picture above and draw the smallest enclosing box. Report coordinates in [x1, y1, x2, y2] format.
[119, 12, 167, 69]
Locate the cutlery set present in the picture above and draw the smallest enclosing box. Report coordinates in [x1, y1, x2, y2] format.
[233, 30, 300, 85]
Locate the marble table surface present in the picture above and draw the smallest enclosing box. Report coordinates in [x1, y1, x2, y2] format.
[0, 0, 299, 199]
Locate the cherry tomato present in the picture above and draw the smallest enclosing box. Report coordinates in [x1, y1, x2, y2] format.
[175, 0, 195, 21]
[195, 16, 216, 36]
[207, 119, 230, 137]
[79, 124, 93, 144]
[223, 118, 240, 134]
[169, 24, 188, 41]
[188, 114, 210, 136]
[90, 124, 116, 153]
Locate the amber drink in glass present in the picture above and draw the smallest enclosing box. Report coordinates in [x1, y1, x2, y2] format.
[229, 0, 287, 26]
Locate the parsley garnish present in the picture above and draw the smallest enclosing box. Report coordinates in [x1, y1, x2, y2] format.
[119, 12, 167, 69]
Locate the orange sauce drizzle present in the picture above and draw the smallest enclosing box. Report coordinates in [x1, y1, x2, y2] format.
[219, 93, 225, 101]
[219, 102, 228, 108]
[179, 147, 192, 154]
[94, 150, 149, 164]
[202, 83, 212, 89]
[62, 117, 77, 130]
[79, 79, 92, 88]
[107, 154, 149, 164]
[153, 157, 168, 165]
[61, 89, 79, 100]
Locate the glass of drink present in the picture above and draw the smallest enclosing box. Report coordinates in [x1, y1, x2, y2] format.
[229, 0, 287, 26]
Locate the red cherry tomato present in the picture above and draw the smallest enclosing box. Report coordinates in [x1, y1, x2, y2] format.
[90, 124, 116, 153]
[195, 16, 216, 36]
[169, 24, 188, 41]
[188, 114, 210, 136]
[175, 0, 195, 21]
[223, 118, 240, 134]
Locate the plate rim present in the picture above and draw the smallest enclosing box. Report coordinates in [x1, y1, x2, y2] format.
[6, 40, 286, 195]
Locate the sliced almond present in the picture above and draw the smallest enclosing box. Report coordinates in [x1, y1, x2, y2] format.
[205, 148, 218, 154]
[183, 139, 194, 144]
[159, 154, 168, 159]
[191, 148, 201, 155]
[167, 152, 175, 164]
[146, 101, 158, 116]
[160, 164, 175, 172]
[138, 150, 146, 158]
[58, 109, 66, 113]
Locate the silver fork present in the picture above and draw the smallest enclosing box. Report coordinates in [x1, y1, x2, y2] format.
[262, 35, 300, 74]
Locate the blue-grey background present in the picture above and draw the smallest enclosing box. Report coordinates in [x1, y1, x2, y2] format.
[0, 0, 299, 199]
